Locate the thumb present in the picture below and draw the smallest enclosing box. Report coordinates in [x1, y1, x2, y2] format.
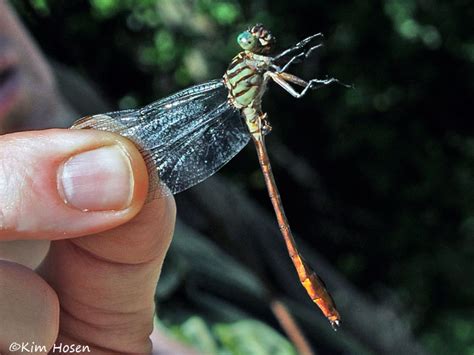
[0, 129, 148, 240]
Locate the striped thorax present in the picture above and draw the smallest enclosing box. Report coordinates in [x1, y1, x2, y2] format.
[224, 52, 272, 135]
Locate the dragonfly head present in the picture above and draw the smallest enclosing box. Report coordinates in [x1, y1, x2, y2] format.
[237, 24, 275, 54]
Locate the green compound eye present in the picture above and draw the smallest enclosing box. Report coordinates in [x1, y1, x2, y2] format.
[237, 31, 256, 50]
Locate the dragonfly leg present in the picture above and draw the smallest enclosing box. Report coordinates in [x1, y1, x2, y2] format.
[275, 43, 323, 73]
[267, 71, 344, 98]
[273, 33, 324, 61]
[275, 72, 309, 87]
[265, 71, 306, 98]
[260, 113, 273, 135]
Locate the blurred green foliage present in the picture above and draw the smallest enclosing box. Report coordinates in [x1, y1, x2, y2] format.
[157, 317, 296, 355]
[13, 0, 474, 354]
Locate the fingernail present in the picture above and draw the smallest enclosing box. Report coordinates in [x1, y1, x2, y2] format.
[59, 145, 134, 211]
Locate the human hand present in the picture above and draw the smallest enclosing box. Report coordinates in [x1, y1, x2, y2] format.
[0, 129, 178, 354]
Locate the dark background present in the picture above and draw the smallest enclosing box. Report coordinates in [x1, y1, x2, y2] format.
[13, 0, 473, 354]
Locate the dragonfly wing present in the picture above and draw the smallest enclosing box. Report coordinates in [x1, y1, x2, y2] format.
[71, 79, 250, 195]
[147, 101, 250, 194]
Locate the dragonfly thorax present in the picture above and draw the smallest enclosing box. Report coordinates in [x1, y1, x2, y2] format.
[224, 51, 272, 135]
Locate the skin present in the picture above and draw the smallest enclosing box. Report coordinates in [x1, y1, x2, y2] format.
[0, 2, 195, 354]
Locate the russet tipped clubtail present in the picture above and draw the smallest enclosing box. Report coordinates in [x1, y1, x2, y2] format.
[72, 24, 344, 329]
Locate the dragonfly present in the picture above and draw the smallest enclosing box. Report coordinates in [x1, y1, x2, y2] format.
[71, 24, 344, 330]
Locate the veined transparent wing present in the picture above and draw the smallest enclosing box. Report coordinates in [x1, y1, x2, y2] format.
[71, 80, 251, 195]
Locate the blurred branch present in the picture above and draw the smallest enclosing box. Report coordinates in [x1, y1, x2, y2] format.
[270, 299, 315, 355]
